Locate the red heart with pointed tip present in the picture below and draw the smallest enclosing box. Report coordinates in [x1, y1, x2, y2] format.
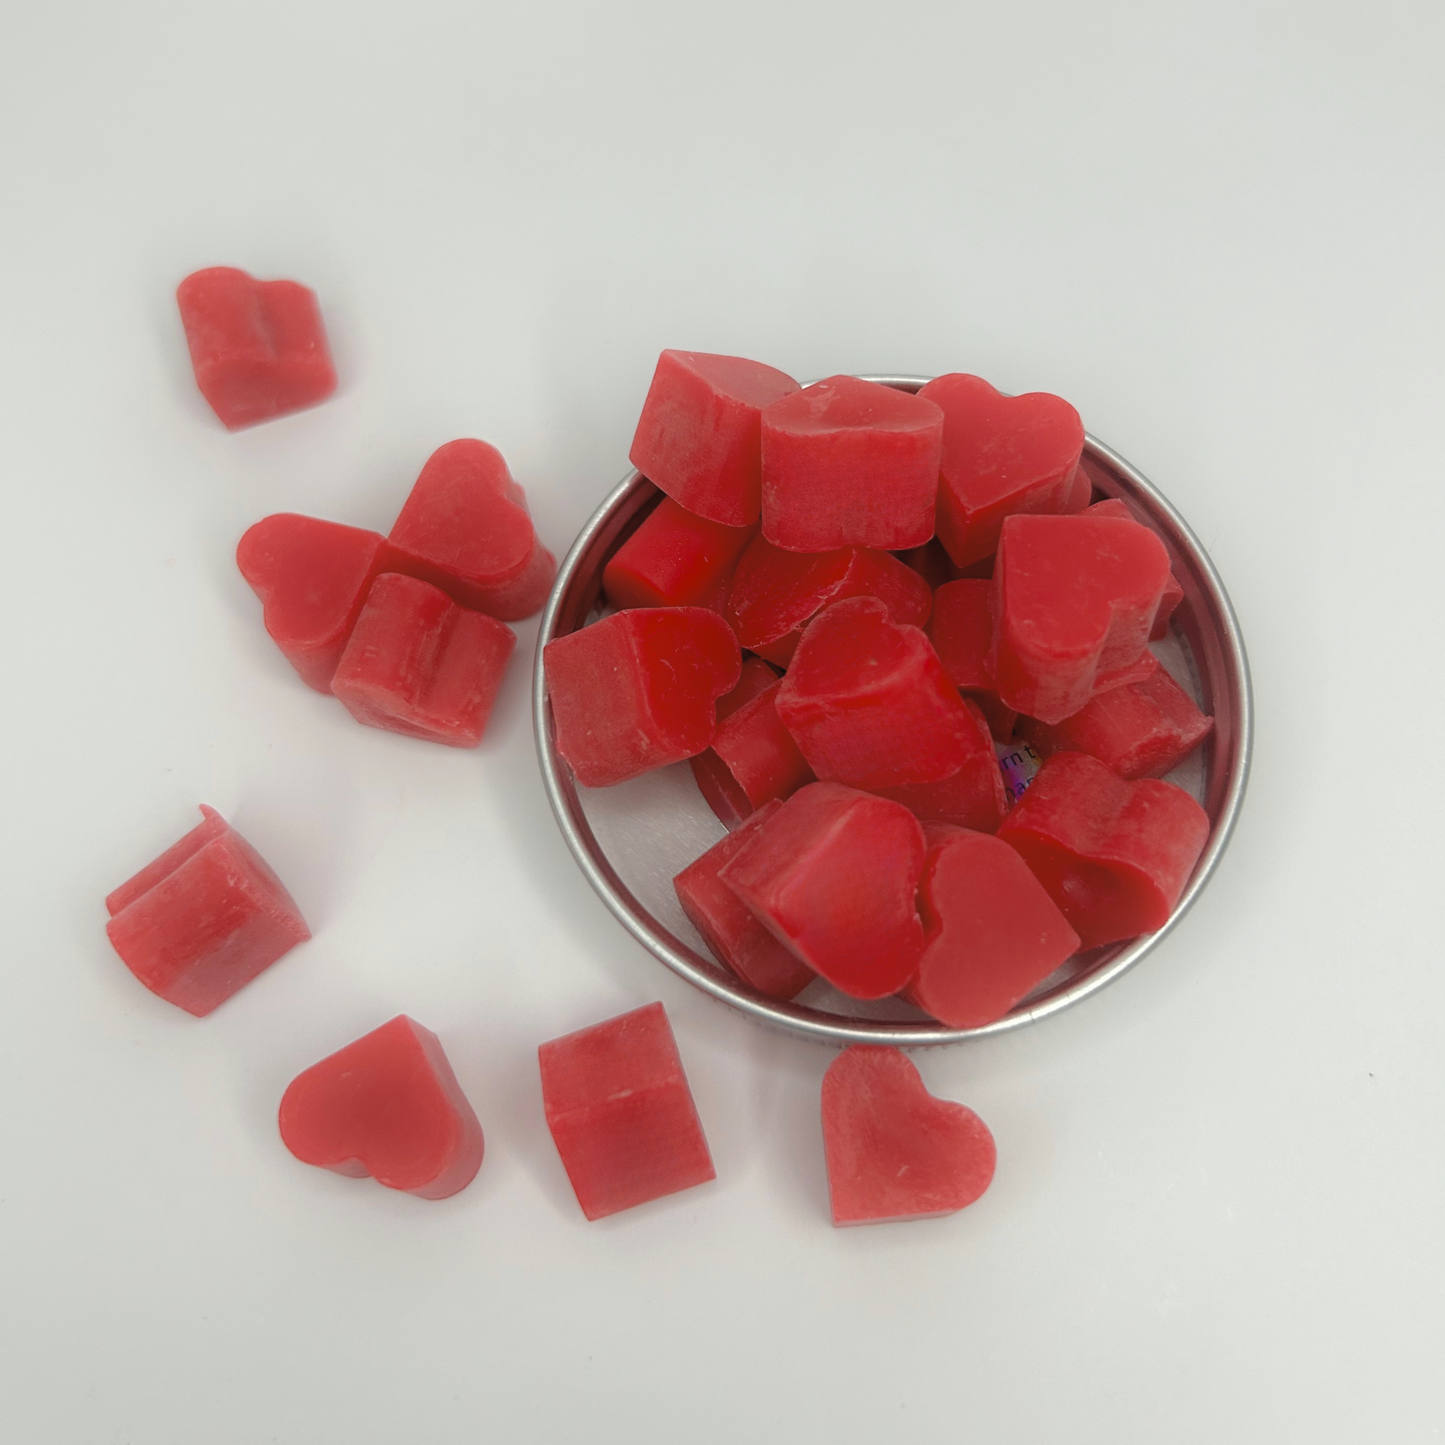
[388, 439, 556, 620]
[821, 1046, 995, 1225]
[236, 513, 391, 692]
[278, 1016, 484, 1200]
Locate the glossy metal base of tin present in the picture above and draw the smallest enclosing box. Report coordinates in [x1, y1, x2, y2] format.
[534, 377, 1252, 1046]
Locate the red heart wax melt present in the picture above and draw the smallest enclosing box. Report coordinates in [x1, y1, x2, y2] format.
[776, 597, 978, 788]
[674, 802, 816, 1001]
[1085, 497, 1184, 639]
[919, 373, 1084, 569]
[544, 607, 741, 787]
[725, 536, 932, 667]
[602, 497, 756, 612]
[689, 679, 816, 828]
[821, 1046, 996, 1226]
[539, 1002, 715, 1220]
[760, 376, 944, 552]
[330, 573, 517, 747]
[236, 514, 392, 692]
[715, 656, 780, 721]
[926, 578, 1019, 739]
[718, 782, 925, 999]
[1017, 666, 1213, 781]
[278, 1016, 484, 1200]
[906, 829, 1080, 1027]
[388, 439, 557, 621]
[176, 266, 337, 429]
[106, 806, 310, 1016]
[990, 513, 1171, 724]
[997, 750, 1210, 947]
[629, 351, 801, 526]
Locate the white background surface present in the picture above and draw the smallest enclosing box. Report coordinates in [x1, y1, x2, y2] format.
[2, 2, 1442, 1441]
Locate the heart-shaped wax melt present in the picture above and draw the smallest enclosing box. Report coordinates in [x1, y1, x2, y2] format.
[990, 513, 1171, 724]
[388, 439, 556, 620]
[278, 1016, 484, 1200]
[821, 1046, 996, 1226]
[236, 514, 391, 692]
[176, 267, 337, 430]
[920, 373, 1085, 569]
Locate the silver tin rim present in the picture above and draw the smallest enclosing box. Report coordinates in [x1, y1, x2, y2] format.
[533, 375, 1253, 1046]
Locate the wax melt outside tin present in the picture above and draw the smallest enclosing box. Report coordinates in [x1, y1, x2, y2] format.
[533, 377, 1252, 1046]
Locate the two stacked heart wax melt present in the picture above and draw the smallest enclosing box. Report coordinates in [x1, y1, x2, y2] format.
[544, 352, 1217, 1028]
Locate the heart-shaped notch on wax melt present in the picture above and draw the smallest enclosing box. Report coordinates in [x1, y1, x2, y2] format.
[278, 1016, 484, 1200]
[821, 1046, 996, 1226]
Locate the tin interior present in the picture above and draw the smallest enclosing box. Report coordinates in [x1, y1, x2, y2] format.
[533, 378, 1252, 1047]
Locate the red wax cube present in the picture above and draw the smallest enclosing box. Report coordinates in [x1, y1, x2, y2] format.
[725, 536, 932, 667]
[544, 607, 741, 787]
[330, 573, 516, 747]
[715, 656, 780, 721]
[1018, 666, 1213, 780]
[278, 1016, 484, 1201]
[760, 377, 944, 552]
[776, 597, 976, 788]
[176, 266, 336, 429]
[388, 439, 556, 621]
[997, 751, 1210, 948]
[105, 806, 310, 1016]
[906, 829, 1080, 1028]
[872, 698, 1008, 832]
[919, 373, 1084, 568]
[602, 497, 756, 612]
[718, 782, 925, 999]
[237, 514, 391, 692]
[821, 1047, 996, 1226]
[1085, 497, 1184, 639]
[926, 578, 1019, 738]
[539, 1002, 716, 1220]
[629, 351, 801, 526]
[991, 514, 1171, 724]
[689, 680, 816, 828]
[674, 802, 816, 1000]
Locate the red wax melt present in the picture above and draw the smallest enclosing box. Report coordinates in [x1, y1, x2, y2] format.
[872, 698, 1008, 832]
[907, 829, 1080, 1027]
[1018, 666, 1213, 781]
[776, 597, 976, 788]
[331, 573, 516, 747]
[1085, 497, 1184, 639]
[602, 497, 756, 612]
[718, 782, 925, 999]
[689, 680, 816, 828]
[674, 802, 816, 1000]
[539, 1002, 715, 1220]
[629, 351, 801, 526]
[896, 538, 957, 591]
[278, 1016, 484, 1200]
[725, 536, 931, 667]
[388, 440, 556, 621]
[105, 806, 309, 1016]
[926, 578, 1019, 738]
[176, 266, 336, 429]
[997, 751, 1210, 947]
[821, 1047, 996, 1226]
[760, 377, 944, 551]
[920, 373, 1084, 568]
[237, 514, 391, 692]
[544, 607, 741, 787]
[991, 514, 1171, 724]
